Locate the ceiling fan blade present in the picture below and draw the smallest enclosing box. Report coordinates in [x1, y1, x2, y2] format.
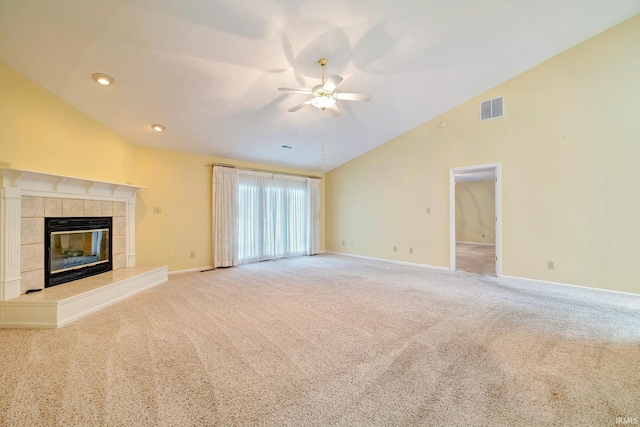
[335, 92, 372, 101]
[327, 104, 341, 116]
[279, 87, 313, 95]
[288, 99, 313, 112]
[323, 74, 343, 92]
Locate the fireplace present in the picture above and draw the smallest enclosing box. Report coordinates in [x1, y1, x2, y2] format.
[44, 217, 113, 288]
[0, 168, 171, 328]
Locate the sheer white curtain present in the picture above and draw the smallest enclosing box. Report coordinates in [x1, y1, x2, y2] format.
[212, 166, 238, 268]
[237, 171, 318, 264]
[276, 174, 308, 259]
[213, 166, 321, 267]
[237, 170, 271, 264]
[306, 178, 321, 255]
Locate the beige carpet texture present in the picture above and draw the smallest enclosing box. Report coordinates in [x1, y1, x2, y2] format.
[456, 243, 496, 276]
[1, 254, 639, 426]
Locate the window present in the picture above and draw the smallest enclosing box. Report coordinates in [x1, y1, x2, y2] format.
[213, 166, 320, 268]
[236, 170, 317, 264]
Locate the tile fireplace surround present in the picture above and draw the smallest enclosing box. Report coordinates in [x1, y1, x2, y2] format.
[0, 168, 168, 328]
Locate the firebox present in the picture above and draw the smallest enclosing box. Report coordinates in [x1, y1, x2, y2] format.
[44, 217, 113, 288]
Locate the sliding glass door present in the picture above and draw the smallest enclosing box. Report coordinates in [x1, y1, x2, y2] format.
[237, 171, 309, 264]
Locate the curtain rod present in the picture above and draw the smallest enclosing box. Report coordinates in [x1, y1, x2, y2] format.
[208, 163, 322, 180]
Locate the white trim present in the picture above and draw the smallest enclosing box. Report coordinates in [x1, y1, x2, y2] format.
[0, 266, 168, 328]
[450, 163, 502, 277]
[456, 241, 496, 246]
[20, 189, 132, 202]
[328, 252, 640, 299]
[168, 266, 214, 275]
[449, 169, 456, 272]
[501, 275, 640, 299]
[0, 186, 22, 299]
[0, 168, 144, 300]
[0, 167, 145, 198]
[126, 198, 137, 267]
[495, 165, 502, 276]
[324, 251, 449, 271]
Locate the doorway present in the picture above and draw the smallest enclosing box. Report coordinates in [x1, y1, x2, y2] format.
[449, 163, 501, 276]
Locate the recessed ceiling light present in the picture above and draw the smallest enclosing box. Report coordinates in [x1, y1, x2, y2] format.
[92, 73, 115, 86]
[151, 124, 166, 132]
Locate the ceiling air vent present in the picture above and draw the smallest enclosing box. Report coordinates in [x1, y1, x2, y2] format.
[480, 96, 504, 121]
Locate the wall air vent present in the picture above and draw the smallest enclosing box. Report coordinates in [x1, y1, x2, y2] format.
[480, 96, 504, 121]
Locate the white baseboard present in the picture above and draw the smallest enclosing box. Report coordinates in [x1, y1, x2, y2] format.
[325, 252, 639, 299]
[456, 241, 495, 246]
[325, 251, 449, 271]
[501, 274, 640, 299]
[169, 266, 214, 275]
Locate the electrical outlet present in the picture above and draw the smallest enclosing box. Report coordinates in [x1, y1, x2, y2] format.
[0, 161, 11, 168]
[153, 206, 162, 214]
[190, 251, 195, 258]
[548, 261, 555, 270]
[426, 207, 430, 214]
[342, 240, 345, 246]
[409, 248, 413, 254]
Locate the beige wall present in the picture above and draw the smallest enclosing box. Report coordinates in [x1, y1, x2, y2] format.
[325, 15, 640, 294]
[0, 63, 136, 184]
[135, 146, 325, 271]
[455, 180, 495, 244]
[0, 61, 325, 273]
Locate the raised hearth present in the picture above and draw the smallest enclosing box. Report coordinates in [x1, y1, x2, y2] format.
[1, 168, 144, 299]
[0, 266, 168, 328]
[0, 168, 168, 328]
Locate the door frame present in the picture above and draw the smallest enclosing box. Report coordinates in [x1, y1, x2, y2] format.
[449, 163, 502, 276]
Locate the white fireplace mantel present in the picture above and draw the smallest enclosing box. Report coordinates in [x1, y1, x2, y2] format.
[0, 168, 145, 300]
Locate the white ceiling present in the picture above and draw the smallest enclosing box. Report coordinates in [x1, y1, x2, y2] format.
[1, 1, 638, 172]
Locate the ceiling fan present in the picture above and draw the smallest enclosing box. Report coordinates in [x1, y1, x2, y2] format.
[279, 58, 372, 114]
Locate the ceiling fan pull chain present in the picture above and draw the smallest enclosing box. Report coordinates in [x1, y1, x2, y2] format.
[321, 109, 326, 171]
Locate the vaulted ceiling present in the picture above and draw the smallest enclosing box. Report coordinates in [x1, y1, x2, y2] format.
[1, 1, 638, 171]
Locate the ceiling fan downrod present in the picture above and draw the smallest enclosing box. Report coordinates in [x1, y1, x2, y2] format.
[318, 58, 327, 86]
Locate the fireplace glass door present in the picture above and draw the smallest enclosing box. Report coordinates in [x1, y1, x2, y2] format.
[50, 229, 110, 274]
[45, 216, 113, 288]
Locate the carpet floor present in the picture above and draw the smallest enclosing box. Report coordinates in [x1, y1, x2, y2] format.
[456, 242, 496, 276]
[1, 254, 639, 426]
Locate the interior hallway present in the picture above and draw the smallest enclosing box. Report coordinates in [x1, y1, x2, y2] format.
[456, 242, 496, 276]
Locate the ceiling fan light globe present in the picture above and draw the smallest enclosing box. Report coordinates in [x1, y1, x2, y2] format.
[311, 96, 336, 110]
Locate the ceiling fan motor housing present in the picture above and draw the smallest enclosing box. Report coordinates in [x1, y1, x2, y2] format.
[279, 57, 371, 112]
